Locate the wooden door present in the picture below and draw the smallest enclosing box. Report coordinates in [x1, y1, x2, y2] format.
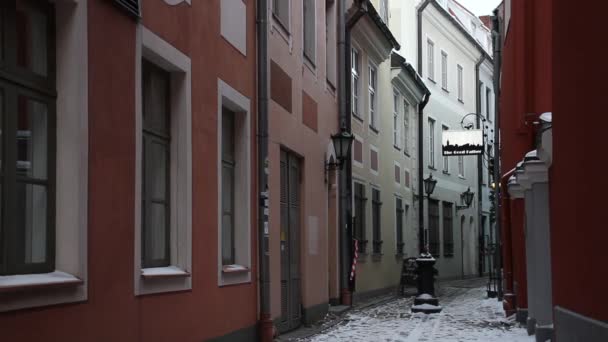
[278, 150, 302, 332]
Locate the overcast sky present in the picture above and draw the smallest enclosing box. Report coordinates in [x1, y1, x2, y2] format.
[456, 0, 502, 16]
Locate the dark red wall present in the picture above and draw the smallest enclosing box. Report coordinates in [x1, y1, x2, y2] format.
[0, 0, 259, 340]
[499, 0, 552, 314]
[551, 0, 608, 323]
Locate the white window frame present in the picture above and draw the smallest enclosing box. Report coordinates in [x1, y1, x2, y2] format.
[370, 144, 379, 176]
[427, 39, 435, 81]
[325, 0, 337, 87]
[368, 62, 378, 130]
[457, 64, 463, 102]
[272, 0, 291, 34]
[428, 118, 435, 168]
[135, 26, 193, 295]
[351, 47, 360, 118]
[302, 0, 316, 66]
[441, 50, 448, 90]
[217, 80, 252, 286]
[458, 156, 465, 178]
[0, 0, 89, 312]
[393, 89, 400, 148]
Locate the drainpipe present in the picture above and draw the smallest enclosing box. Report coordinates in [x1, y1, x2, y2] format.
[491, 10, 503, 301]
[500, 168, 516, 316]
[256, 0, 272, 340]
[417, 0, 433, 74]
[474, 55, 487, 277]
[339, 0, 366, 306]
[417, 92, 430, 254]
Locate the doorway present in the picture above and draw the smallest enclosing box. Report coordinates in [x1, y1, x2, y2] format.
[278, 150, 302, 333]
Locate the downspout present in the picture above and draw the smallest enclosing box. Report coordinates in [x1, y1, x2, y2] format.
[417, 0, 433, 74]
[474, 55, 487, 277]
[256, 0, 272, 340]
[491, 9, 503, 300]
[417, 91, 430, 254]
[500, 168, 517, 317]
[340, 0, 365, 306]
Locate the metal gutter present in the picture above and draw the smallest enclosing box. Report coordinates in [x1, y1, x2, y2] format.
[256, 0, 272, 339]
[417, 90, 431, 255]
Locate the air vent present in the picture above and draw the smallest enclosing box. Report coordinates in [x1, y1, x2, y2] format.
[114, 0, 140, 18]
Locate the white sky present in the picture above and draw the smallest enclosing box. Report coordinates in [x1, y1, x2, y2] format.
[455, 0, 502, 16]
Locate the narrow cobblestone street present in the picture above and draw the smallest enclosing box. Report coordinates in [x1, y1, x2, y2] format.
[300, 280, 532, 342]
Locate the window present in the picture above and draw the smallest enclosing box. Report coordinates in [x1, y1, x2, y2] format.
[458, 155, 465, 177]
[142, 60, 172, 269]
[115, 0, 141, 17]
[1, 0, 56, 276]
[303, 0, 315, 65]
[442, 126, 449, 173]
[272, 0, 290, 32]
[486, 86, 492, 120]
[394, 163, 401, 185]
[353, 136, 363, 167]
[441, 51, 448, 90]
[135, 27, 193, 295]
[443, 202, 454, 257]
[457, 64, 463, 102]
[428, 199, 440, 256]
[393, 90, 400, 147]
[487, 145, 493, 184]
[354, 182, 368, 253]
[217, 80, 252, 286]
[480, 82, 484, 115]
[427, 39, 435, 80]
[372, 188, 382, 254]
[221, 108, 236, 265]
[428, 118, 435, 168]
[404, 170, 410, 188]
[403, 101, 410, 153]
[1, 0, 89, 311]
[351, 48, 360, 117]
[369, 64, 378, 130]
[325, 0, 337, 87]
[396, 198, 404, 255]
[379, 0, 389, 24]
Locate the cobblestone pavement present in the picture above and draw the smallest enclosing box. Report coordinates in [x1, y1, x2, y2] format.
[298, 280, 533, 342]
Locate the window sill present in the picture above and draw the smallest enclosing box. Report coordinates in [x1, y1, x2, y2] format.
[443, 171, 450, 175]
[442, 87, 449, 93]
[222, 264, 250, 274]
[404, 151, 410, 158]
[141, 266, 191, 279]
[458, 99, 464, 104]
[0, 271, 83, 293]
[458, 175, 466, 180]
[393, 145, 401, 151]
[369, 125, 379, 134]
[352, 113, 364, 123]
[427, 77, 436, 84]
[428, 166, 437, 171]
[371, 253, 383, 262]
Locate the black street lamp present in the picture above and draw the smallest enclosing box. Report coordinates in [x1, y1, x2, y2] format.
[412, 173, 442, 314]
[327, 126, 354, 171]
[456, 187, 475, 211]
[423, 174, 437, 198]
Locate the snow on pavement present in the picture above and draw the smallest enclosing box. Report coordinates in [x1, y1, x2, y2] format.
[301, 286, 533, 342]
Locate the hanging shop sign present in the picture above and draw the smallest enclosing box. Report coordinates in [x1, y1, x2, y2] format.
[442, 129, 484, 156]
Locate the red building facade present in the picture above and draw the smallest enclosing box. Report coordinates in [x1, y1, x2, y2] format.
[0, 1, 259, 341]
[498, 0, 608, 341]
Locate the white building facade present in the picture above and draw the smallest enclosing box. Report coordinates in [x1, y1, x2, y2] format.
[390, 0, 494, 279]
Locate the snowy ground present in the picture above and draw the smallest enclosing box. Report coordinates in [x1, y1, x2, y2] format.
[301, 284, 533, 342]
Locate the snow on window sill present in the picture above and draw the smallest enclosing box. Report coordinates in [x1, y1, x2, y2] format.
[0, 271, 83, 293]
[141, 266, 190, 279]
[222, 264, 250, 274]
